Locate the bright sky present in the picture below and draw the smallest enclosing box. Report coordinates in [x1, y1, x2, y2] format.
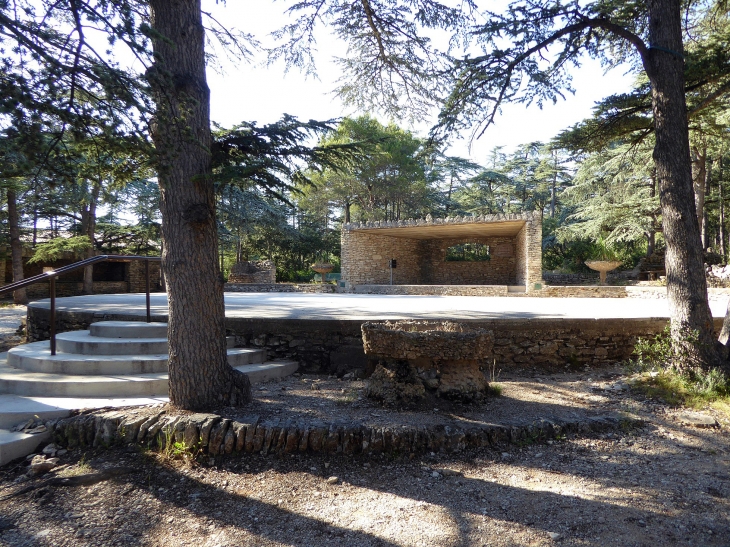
[203, 1, 638, 165]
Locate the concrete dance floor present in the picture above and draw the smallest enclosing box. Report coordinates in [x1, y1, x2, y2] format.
[27, 291, 730, 321]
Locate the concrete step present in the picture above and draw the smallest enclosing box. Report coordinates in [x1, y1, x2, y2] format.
[6, 342, 265, 375]
[55, 330, 237, 355]
[0, 359, 298, 397]
[0, 394, 168, 429]
[89, 322, 237, 349]
[56, 331, 168, 355]
[0, 429, 51, 466]
[89, 321, 168, 338]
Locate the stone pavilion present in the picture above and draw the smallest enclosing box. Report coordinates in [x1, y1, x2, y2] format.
[340, 212, 543, 292]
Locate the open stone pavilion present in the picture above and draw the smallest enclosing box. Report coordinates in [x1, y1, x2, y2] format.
[340, 212, 544, 294]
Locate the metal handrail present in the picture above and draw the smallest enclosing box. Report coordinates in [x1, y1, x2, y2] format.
[0, 255, 162, 355]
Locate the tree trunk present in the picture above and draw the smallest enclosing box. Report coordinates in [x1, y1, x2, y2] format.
[148, 0, 250, 409]
[692, 146, 706, 249]
[81, 182, 101, 295]
[645, 0, 720, 371]
[720, 157, 726, 261]
[7, 188, 27, 305]
[704, 158, 712, 251]
[647, 170, 657, 257]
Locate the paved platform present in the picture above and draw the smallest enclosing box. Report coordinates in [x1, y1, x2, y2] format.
[26, 292, 730, 321]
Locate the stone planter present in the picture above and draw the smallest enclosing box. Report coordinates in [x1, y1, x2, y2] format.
[361, 320, 494, 404]
[585, 260, 623, 285]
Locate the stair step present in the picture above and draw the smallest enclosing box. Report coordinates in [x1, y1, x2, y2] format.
[0, 429, 52, 466]
[56, 331, 168, 355]
[7, 342, 265, 375]
[0, 359, 298, 397]
[55, 331, 237, 355]
[0, 394, 168, 430]
[89, 321, 168, 338]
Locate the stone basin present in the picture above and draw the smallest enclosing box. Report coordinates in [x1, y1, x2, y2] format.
[361, 321, 494, 404]
[585, 260, 623, 285]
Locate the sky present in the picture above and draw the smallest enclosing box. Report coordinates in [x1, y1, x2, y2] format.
[203, 1, 639, 165]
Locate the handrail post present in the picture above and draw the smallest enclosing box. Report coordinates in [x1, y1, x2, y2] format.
[49, 277, 56, 356]
[145, 260, 151, 323]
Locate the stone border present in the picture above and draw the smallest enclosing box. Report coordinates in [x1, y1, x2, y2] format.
[50, 407, 642, 458]
[343, 211, 536, 231]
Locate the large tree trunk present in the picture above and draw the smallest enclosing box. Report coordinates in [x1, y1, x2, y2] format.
[645, 0, 720, 371]
[148, 0, 251, 409]
[7, 188, 28, 305]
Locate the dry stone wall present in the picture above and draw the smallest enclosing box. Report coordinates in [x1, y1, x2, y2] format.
[225, 283, 336, 293]
[419, 237, 516, 284]
[340, 231, 423, 285]
[49, 406, 638, 458]
[352, 285, 509, 296]
[228, 260, 276, 284]
[28, 304, 725, 375]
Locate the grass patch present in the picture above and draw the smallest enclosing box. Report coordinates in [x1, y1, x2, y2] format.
[335, 388, 360, 405]
[626, 326, 730, 419]
[56, 454, 92, 477]
[489, 383, 503, 397]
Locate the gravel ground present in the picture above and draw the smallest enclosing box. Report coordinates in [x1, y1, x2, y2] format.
[1, 371, 729, 547]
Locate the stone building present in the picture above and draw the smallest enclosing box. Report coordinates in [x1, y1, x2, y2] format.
[340, 212, 543, 292]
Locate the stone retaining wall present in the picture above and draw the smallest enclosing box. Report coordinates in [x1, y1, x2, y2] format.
[50, 407, 638, 458]
[224, 283, 336, 293]
[26, 281, 130, 299]
[26, 305, 725, 375]
[352, 285, 510, 296]
[345, 284, 670, 298]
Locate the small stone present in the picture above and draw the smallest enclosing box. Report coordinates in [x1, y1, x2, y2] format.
[548, 532, 562, 540]
[28, 456, 59, 477]
[678, 412, 717, 428]
[41, 444, 57, 456]
[326, 476, 339, 485]
[431, 471, 441, 479]
[35, 529, 52, 538]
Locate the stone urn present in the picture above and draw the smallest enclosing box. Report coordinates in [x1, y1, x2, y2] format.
[585, 260, 622, 285]
[311, 262, 334, 282]
[361, 320, 494, 405]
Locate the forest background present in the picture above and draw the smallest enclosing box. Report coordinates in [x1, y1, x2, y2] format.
[1, 0, 729, 284]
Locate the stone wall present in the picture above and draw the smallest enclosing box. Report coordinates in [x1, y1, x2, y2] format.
[128, 261, 162, 293]
[27, 304, 725, 376]
[340, 231, 423, 285]
[352, 284, 509, 296]
[420, 237, 516, 284]
[25, 281, 130, 299]
[224, 283, 336, 293]
[50, 406, 634, 458]
[228, 260, 276, 284]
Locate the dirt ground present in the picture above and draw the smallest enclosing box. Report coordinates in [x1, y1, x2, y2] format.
[1, 370, 729, 547]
